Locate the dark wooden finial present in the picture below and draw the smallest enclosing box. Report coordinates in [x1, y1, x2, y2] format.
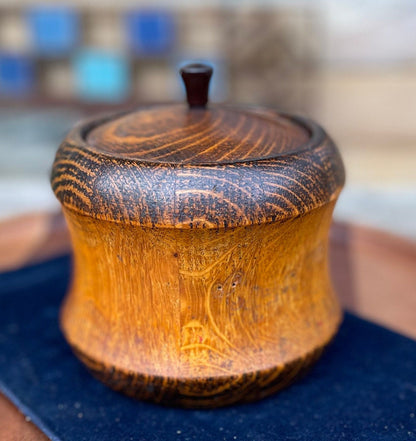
[180, 63, 213, 109]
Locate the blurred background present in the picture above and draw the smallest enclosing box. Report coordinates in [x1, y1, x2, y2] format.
[0, 0, 415, 240]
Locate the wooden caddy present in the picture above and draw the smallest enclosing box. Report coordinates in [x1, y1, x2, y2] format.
[51, 64, 345, 407]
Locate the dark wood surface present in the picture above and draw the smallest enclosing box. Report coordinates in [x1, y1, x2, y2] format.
[180, 63, 213, 108]
[1, 212, 415, 438]
[51, 108, 343, 229]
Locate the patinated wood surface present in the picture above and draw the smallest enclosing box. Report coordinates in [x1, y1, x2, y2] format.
[2, 213, 413, 338]
[51, 108, 343, 229]
[87, 106, 310, 164]
[60, 202, 340, 407]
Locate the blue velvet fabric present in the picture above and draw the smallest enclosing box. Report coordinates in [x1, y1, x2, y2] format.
[0, 256, 415, 441]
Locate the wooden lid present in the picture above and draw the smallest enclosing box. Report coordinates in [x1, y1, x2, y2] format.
[51, 64, 345, 229]
[85, 64, 309, 165]
[85, 105, 310, 165]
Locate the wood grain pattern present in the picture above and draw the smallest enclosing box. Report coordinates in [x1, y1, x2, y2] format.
[1, 217, 415, 437]
[51, 104, 345, 407]
[60, 201, 341, 407]
[2, 213, 414, 339]
[51, 108, 343, 229]
[86, 105, 309, 164]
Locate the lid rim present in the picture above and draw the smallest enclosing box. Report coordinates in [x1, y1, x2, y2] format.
[51, 105, 344, 229]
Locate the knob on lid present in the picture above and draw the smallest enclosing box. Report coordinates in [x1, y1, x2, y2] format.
[180, 63, 213, 108]
[84, 63, 310, 165]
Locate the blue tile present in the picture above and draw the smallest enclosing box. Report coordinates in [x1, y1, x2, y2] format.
[27, 7, 79, 56]
[0, 53, 34, 96]
[73, 50, 130, 102]
[126, 10, 175, 55]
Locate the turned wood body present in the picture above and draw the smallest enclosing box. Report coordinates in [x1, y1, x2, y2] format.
[51, 94, 344, 407]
